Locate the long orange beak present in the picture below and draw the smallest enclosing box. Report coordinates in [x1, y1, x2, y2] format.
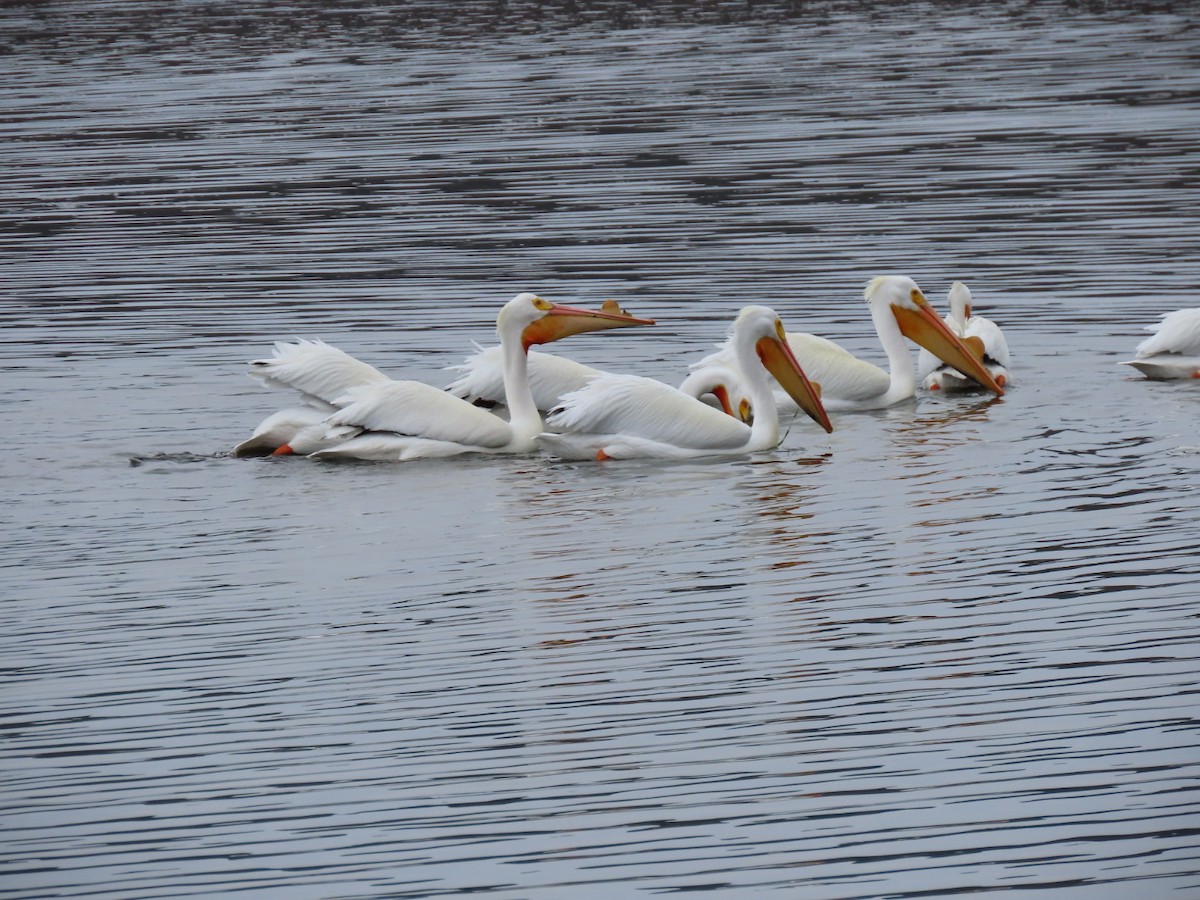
[522, 301, 655, 349]
[756, 325, 834, 434]
[892, 296, 1004, 396]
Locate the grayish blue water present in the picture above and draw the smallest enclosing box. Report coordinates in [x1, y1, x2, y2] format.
[3, 2, 1199, 897]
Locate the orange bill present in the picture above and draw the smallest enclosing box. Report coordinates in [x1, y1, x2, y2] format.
[756, 323, 834, 433]
[522, 299, 655, 348]
[893, 297, 1004, 396]
[710, 383, 736, 418]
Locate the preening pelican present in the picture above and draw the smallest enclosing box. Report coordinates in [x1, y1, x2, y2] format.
[682, 275, 1004, 413]
[309, 293, 655, 461]
[918, 281, 1011, 391]
[535, 305, 832, 461]
[234, 339, 392, 457]
[1119, 308, 1200, 379]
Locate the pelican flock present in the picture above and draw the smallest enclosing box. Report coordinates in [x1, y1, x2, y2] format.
[536, 305, 832, 460]
[234, 273, 1200, 466]
[679, 275, 1004, 415]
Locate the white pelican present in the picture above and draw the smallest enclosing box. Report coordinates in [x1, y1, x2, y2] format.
[309, 293, 655, 461]
[682, 275, 1004, 413]
[535, 305, 832, 461]
[234, 339, 392, 457]
[449, 297, 744, 419]
[1119, 308, 1200, 379]
[918, 281, 1011, 391]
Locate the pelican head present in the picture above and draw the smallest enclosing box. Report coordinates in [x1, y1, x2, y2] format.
[736, 305, 833, 433]
[497, 292, 656, 351]
[864, 275, 1003, 396]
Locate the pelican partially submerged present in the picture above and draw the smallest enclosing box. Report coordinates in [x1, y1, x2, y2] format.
[307, 293, 655, 461]
[536, 305, 832, 461]
[683, 275, 1005, 414]
[918, 281, 1011, 391]
[1119, 308, 1200, 379]
[233, 339, 392, 456]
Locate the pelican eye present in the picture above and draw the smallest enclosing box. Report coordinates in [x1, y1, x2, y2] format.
[910, 289, 927, 306]
[533, 296, 553, 311]
[775, 320, 787, 340]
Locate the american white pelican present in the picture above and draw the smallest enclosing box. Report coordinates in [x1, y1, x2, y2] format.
[1119, 308, 1200, 379]
[234, 339, 392, 456]
[309, 293, 655, 461]
[535, 305, 832, 461]
[449, 296, 745, 419]
[682, 275, 1004, 413]
[918, 281, 1011, 391]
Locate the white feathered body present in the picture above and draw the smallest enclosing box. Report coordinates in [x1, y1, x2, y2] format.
[539, 373, 755, 460]
[311, 381, 527, 461]
[1120, 308, 1200, 379]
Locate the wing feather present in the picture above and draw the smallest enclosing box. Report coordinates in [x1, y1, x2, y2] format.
[249, 339, 391, 405]
[1136, 308, 1200, 357]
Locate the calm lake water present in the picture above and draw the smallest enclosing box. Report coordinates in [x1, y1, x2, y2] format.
[3, 2, 1200, 897]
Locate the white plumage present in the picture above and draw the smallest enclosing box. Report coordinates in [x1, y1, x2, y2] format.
[536, 305, 832, 461]
[1119, 308, 1200, 380]
[918, 281, 1011, 391]
[307, 293, 654, 462]
[682, 275, 1005, 415]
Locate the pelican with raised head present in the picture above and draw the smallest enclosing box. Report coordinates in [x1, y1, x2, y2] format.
[309, 293, 655, 461]
[448, 299, 745, 419]
[535, 305, 832, 461]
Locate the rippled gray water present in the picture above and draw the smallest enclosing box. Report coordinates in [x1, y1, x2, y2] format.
[3, 2, 1200, 897]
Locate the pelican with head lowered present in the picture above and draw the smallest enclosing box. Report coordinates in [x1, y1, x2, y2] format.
[682, 275, 1005, 415]
[308, 293, 655, 461]
[1119, 308, 1200, 380]
[536, 305, 832, 461]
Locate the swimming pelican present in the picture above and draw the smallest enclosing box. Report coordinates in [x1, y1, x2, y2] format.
[234, 339, 392, 456]
[918, 281, 1011, 391]
[682, 275, 1004, 413]
[449, 297, 744, 419]
[535, 305, 832, 461]
[1118, 308, 1200, 379]
[309, 293, 655, 461]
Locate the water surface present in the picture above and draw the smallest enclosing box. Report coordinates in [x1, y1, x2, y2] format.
[3, 2, 1200, 897]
